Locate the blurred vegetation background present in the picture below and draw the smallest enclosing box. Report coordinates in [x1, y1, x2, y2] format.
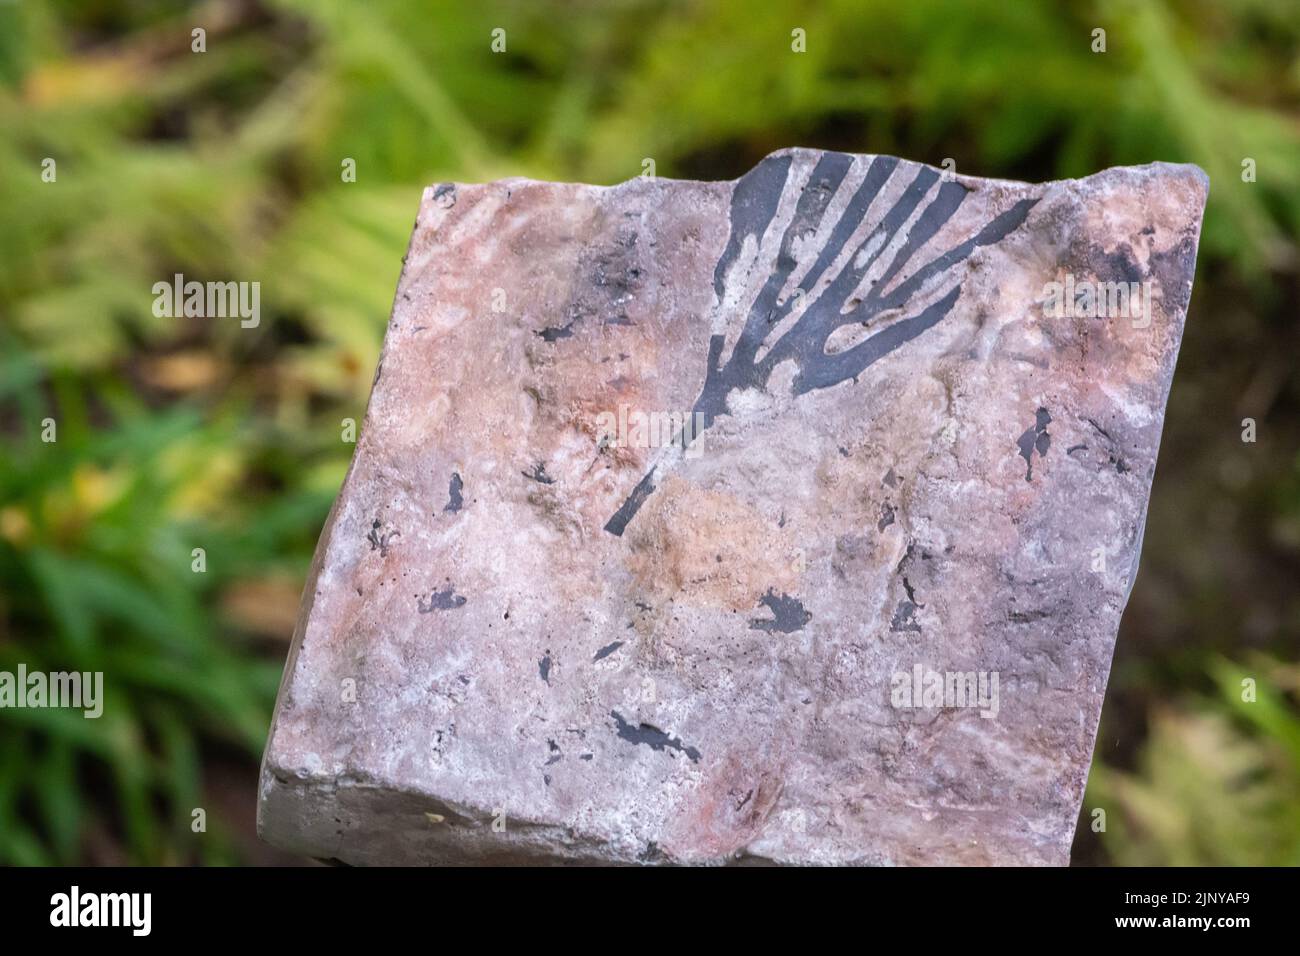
[0, 0, 1297, 865]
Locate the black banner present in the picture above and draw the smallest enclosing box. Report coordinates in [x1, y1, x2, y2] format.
[0, 866, 1278, 942]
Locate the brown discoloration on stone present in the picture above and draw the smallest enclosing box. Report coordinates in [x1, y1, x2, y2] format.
[663, 750, 789, 861]
[259, 150, 1208, 866]
[625, 475, 801, 610]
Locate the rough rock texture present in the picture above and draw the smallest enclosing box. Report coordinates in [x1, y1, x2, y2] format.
[258, 149, 1208, 865]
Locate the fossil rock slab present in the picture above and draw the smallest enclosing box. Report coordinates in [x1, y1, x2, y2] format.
[259, 149, 1207, 865]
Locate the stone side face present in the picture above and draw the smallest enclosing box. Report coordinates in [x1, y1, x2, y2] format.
[259, 150, 1208, 865]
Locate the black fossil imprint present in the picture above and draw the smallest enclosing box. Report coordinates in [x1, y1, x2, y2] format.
[604, 152, 1037, 536]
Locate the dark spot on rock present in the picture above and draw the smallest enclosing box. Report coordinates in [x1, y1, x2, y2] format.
[1149, 233, 1199, 316]
[883, 468, 899, 488]
[418, 585, 466, 612]
[749, 588, 812, 633]
[901, 576, 923, 606]
[610, 711, 701, 763]
[638, 841, 667, 863]
[367, 520, 400, 557]
[1009, 609, 1051, 623]
[539, 652, 552, 684]
[522, 462, 555, 484]
[580, 753, 594, 761]
[1017, 406, 1052, 481]
[1100, 242, 1146, 286]
[432, 183, 456, 208]
[1082, 418, 1132, 475]
[1016, 427, 1038, 461]
[878, 501, 896, 532]
[1085, 417, 1117, 446]
[890, 600, 922, 632]
[536, 320, 575, 343]
[593, 640, 624, 661]
[1016, 428, 1039, 466]
[443, 472, 463, 512]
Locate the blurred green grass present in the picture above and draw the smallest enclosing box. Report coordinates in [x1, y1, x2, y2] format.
[0, 0, 1297, 864]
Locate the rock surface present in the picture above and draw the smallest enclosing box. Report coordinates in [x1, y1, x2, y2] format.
[258, 149, 1208, 865]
